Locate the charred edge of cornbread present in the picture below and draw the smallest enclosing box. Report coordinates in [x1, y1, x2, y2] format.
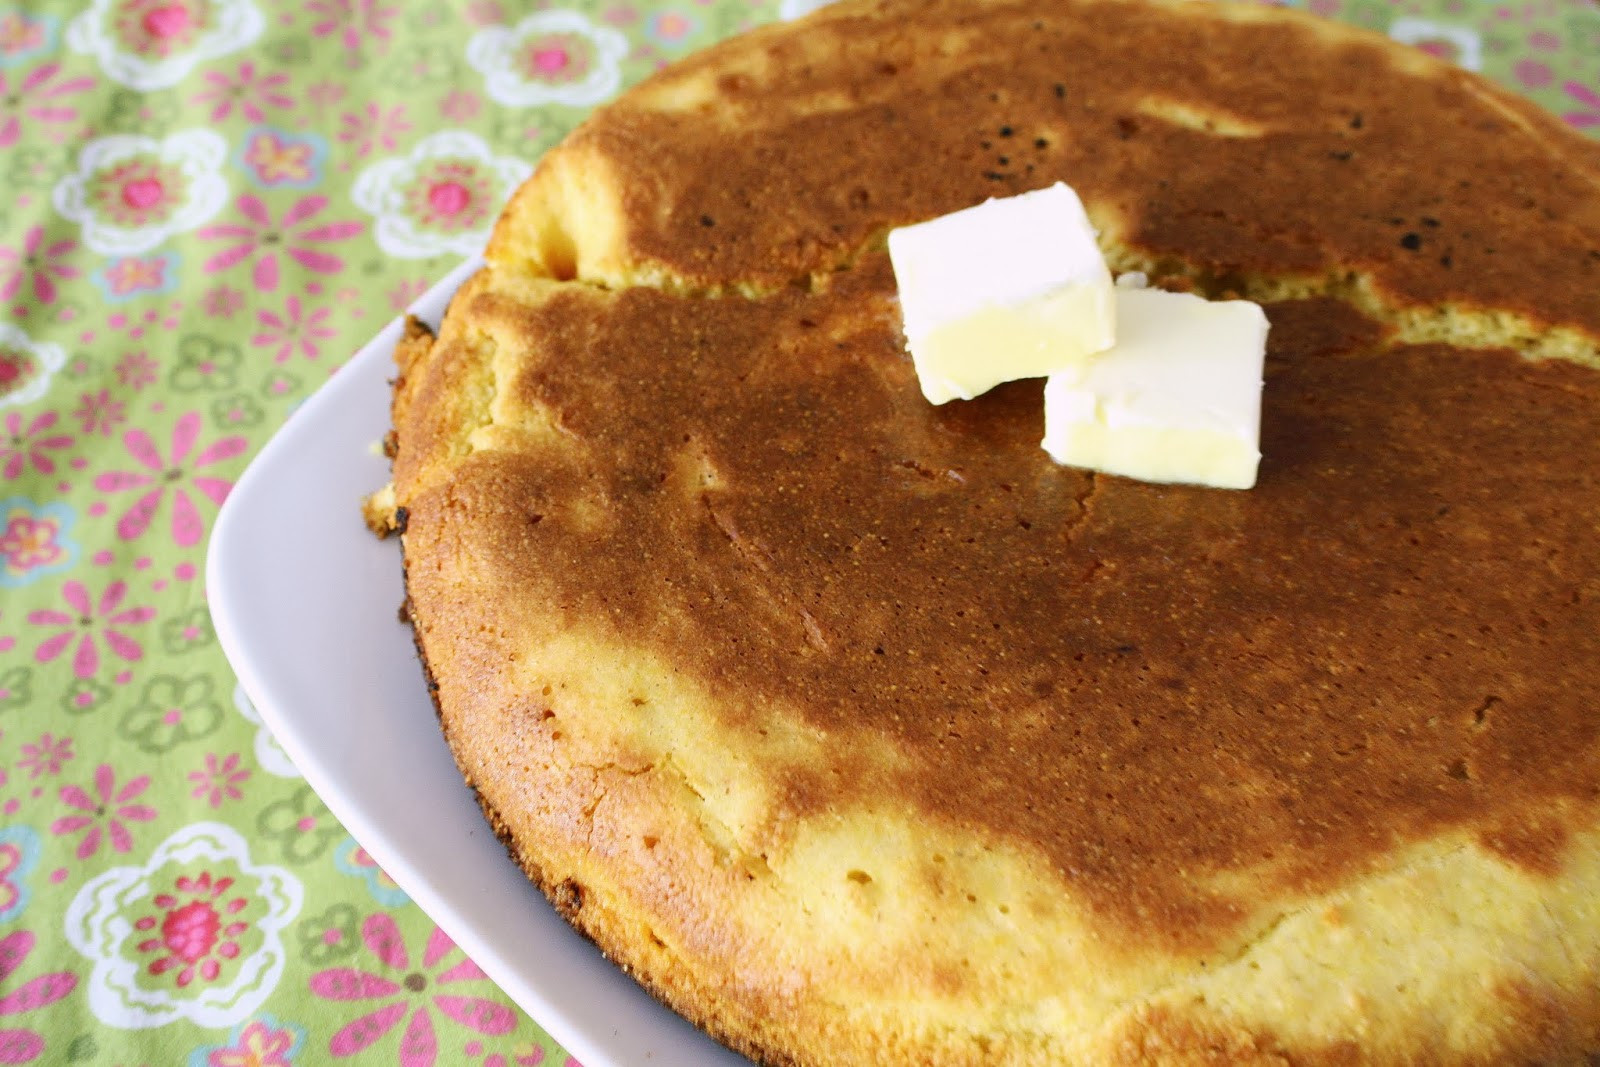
[392, 541, 811, 1067]
[363, 314, 439, 535]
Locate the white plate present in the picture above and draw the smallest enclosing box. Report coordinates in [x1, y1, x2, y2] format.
[207, 258, 751, 1067]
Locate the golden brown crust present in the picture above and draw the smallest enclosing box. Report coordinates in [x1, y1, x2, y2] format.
[490, 0, 1600, 352]
[380, 0, 1600, 1062]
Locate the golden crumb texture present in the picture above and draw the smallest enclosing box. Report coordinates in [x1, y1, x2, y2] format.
[372, 0, 1600, 1063]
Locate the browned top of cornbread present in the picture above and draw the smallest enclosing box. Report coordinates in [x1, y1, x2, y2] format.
[489, 0, 1600, 346]
[404, 258, 1600, 947]
[383, 0, 1600, 1061]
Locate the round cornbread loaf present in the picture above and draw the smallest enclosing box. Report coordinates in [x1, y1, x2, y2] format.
[371, 0, 1600, 1062]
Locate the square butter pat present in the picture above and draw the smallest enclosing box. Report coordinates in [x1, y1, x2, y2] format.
[1042, 287, 1268, 489]
[888, 182, 1115, 405]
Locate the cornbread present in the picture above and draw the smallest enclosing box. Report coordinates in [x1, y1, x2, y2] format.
[368, 0, 1600, 1061]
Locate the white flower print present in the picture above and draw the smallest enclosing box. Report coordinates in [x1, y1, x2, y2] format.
[0, 323, 67, 411]
[466, 10, 628, 109]
[351, 130, 531, 259]
[66, 0, 265, 91]
[53, 130, 229, 256]
[64, 821, 303, 1029]
[1388, 18, 1482, 71]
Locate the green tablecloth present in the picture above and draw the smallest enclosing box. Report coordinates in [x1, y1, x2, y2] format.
[1, 0, 1595, 1063]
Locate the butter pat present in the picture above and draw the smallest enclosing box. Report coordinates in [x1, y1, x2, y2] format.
[888, 183, 1115, 405]
[1042, 287, 1268, 489]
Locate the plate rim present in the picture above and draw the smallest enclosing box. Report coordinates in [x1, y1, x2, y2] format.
[206, 255, 751, 1067]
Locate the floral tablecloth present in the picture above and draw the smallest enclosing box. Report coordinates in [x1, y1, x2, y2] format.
[0, 0, 1596, 1063]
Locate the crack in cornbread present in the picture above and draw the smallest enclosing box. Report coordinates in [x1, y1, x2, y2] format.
[368, 0, 1600, 1062]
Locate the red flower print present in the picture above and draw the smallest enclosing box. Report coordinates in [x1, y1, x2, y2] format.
[198, 194, 362, 292]
[404, 160, 494, 236]
[0, 226, 81, 305]
[253, 296, 337, 364]
[0, 62, 94, 150]
[338, 103, 411, 161]
[27, 580, 154, 678]
[189, 752, 250, 808]
[132, 872, 250, 988]
[306, 0, 398, 58]
[1, 412, 73, 480]
[1563, 80, 1600, 129]
[16, 734, 73, 779]
[72, 390, 127, 437]
[113, 0, 208, 59]
[0, 929, 78, 1064]
[92, 410, 247, 546]
[192, 61, 293, 124]
[84, 155, 191, 230]
[50, 764, 157, 860]
[310, 914, 515, 1065]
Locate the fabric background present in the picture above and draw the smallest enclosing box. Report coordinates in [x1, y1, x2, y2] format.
[1, 0, 1597, 1063]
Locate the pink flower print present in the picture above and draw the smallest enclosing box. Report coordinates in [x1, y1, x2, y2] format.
[519, 34, 595, 85]
[338, 102, 410, 161]
[439, 90, 482, 124]
[465, 1, 505, 28]
[72, 389, 127, 436]
[93, 410, 247, 546]
[1, 412, 73, 481]
[16, 734, 73, 779]
[253, 297, 336, 364]
[132, 871, 250, 988]
[486, 1048, 548, 1067]
[115, 351, 159, 391]
[386, 278, 428, 312]
[192, 61, 292, 124]
[0, 62, 95, 150]
[202, 284, 244, 319]
[85, 155, 190, 230]
[112, 0, 210, 59]
[198, 194, 362, 292]
[303, 79, 346, 111]
[50, 764, 157, 860]
[306, 0, 398, 58]
[310, 914, 515, 1064]
[0, 929, 78, 1064]
[189, 752, 250, 808]
[28, 580, 154, 678]
[1563, 80, 1600, 129]
[404, 161, 493, 236]
[0, 227, 81, 305]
